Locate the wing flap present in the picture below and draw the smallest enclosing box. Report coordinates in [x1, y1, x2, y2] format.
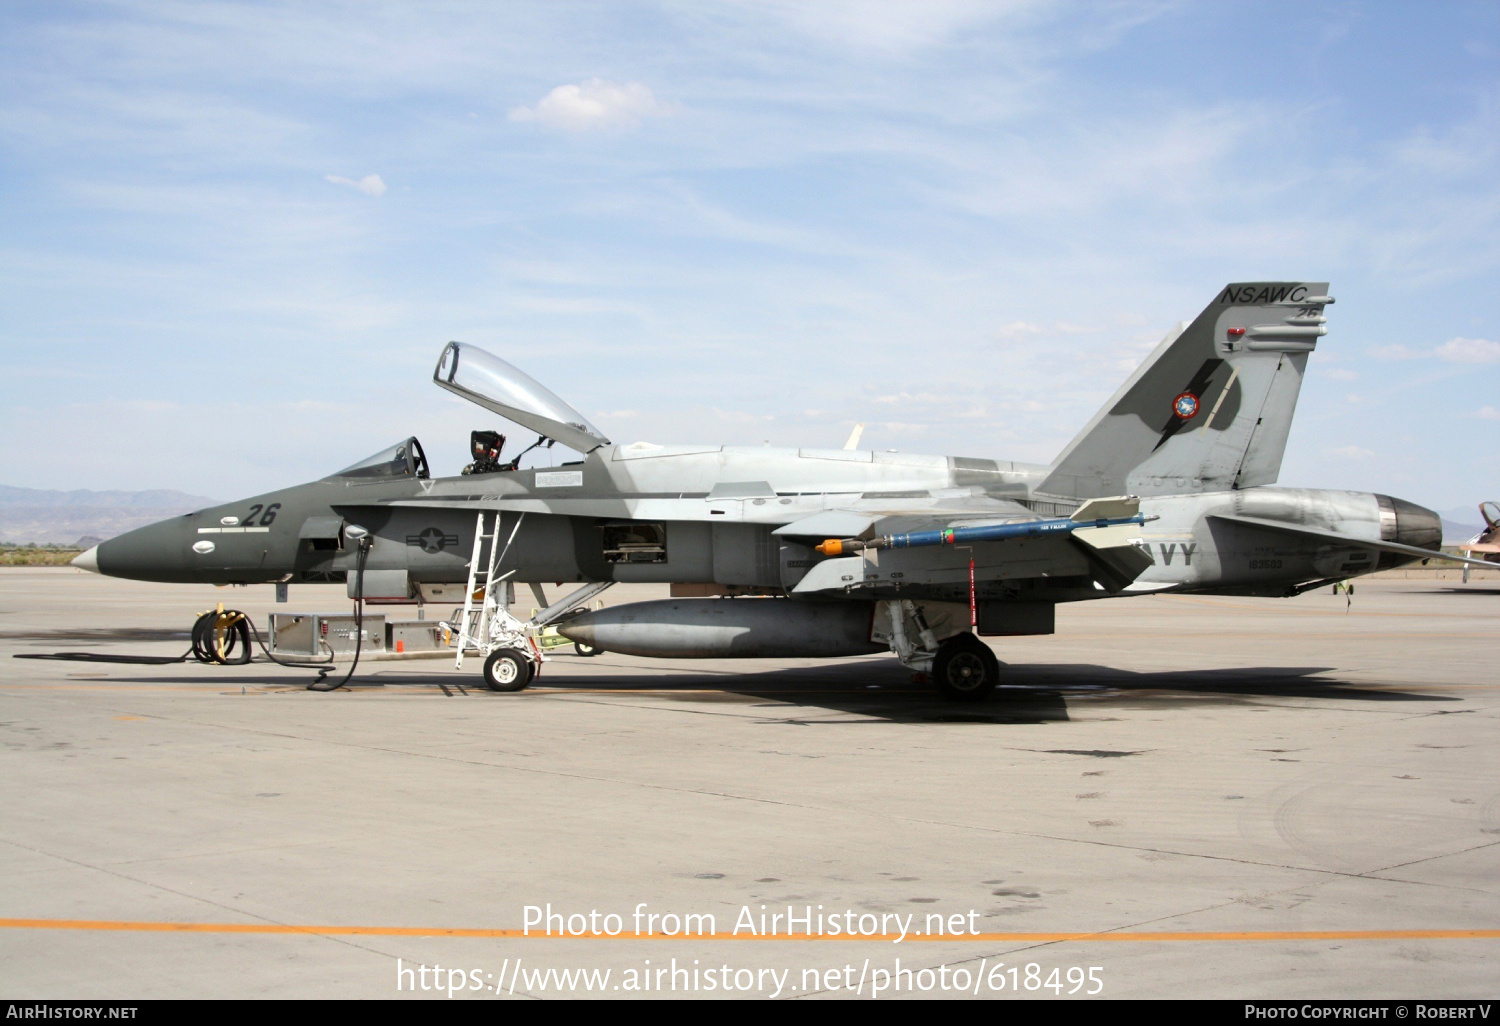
[773, 511, 879, 539]
[790, 557, 866, 594]
[1069, 524, 1155, 592]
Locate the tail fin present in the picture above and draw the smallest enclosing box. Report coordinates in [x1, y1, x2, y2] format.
[1037, 281, 1331, 500]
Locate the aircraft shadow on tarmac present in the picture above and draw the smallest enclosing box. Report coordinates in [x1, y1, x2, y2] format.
[590, 660, 1449, 724]
[42, 653, 1454, 726]
[2, 628, 190, 643]
[341, 657, 1453, 725]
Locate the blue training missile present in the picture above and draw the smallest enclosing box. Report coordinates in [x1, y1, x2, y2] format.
[815, 512, 1150, 556]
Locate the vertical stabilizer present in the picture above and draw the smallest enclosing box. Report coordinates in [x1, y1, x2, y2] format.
[1037, 282, 1331, 500]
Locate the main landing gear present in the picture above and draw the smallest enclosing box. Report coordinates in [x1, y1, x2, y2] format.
[931, 633, 1001, 702]
[875, 599, 1001, 702]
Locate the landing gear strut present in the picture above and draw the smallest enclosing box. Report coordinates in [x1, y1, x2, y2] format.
[932, 633, 1000, 702]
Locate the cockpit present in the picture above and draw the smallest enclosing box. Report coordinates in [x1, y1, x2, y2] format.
[331, 345, 607, 482]
[461, 429, 559, 475]
[332, 437, 431, 480]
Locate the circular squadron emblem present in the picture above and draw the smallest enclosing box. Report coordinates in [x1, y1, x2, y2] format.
[1172, 391, 1200, 420]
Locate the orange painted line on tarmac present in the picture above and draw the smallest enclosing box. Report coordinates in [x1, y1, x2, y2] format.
[2, 919, 1497, 942]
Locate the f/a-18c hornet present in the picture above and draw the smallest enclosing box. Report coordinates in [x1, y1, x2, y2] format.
[1458, 501, 1500, 583]
[73, 282, 1494, 699]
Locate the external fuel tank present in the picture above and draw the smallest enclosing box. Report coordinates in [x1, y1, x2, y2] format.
[557, 598, 883, 659]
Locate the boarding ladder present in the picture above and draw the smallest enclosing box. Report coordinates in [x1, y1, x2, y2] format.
[454, 512, 524, 669]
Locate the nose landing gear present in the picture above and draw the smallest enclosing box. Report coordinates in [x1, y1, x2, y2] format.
[483, 648, 534, 692]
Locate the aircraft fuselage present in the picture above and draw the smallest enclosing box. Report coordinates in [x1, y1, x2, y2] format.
[85, 442, 1441, 603]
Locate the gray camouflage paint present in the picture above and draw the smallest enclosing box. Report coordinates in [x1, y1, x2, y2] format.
[88, 281, 1444, 609]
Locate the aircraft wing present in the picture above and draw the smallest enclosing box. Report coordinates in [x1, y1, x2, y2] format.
[1207, 513, 1499, 569]
[377, 487, 1048, 524]
[371, 489, 1157, 596]
[770, 495, 1038, 542]
[783, 496, 1156, 596]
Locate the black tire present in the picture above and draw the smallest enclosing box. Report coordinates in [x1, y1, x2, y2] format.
[483, 648, 532, 692]
[574, 641, 600, 657]
[932, 633, 999, 702]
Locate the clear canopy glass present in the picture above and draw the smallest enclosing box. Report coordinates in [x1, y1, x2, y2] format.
[433, 342, 609, 453]
[331, 437, 429, 479]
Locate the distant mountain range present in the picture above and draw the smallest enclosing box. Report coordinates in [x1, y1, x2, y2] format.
[0, 485, 220, 547]
[1440, 507, 1489, 545]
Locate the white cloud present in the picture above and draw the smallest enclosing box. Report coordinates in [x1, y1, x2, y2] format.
[1478, 406, 1500, 421]
[748, 0, 1039, 54]
[993, 320, 1098, 340]
[994, 321, 1042, 338]
[509, 79, 666, 131]
[708, 407, 775, 424]
[1435, 337, 1500, 363]
[873, 391, 942, 405]
[1330, 445, 1374, 458]
[324, 173, 386, 196]
[1324, 368, 1359, 381]
[1370, 337, 1500, 364]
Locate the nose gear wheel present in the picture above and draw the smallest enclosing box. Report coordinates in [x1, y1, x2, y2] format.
[483, 648, 533, 692]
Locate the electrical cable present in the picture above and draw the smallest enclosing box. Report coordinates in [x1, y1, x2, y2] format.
[15, 610, 338, 673]
[13, 537, 373, 690]
[306, 532, 372, 691]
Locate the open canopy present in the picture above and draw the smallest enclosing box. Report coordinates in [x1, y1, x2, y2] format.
[433, 342, 610, 453]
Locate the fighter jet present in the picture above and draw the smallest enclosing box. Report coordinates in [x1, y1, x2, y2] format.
[73, 281, 1495, 699]
[1458, 502, 1500, 583]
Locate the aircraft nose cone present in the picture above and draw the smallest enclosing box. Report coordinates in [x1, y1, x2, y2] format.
[93, 516, 192, 581]
[1389, 497, 1443, 551]
[72, 546, 100, 574]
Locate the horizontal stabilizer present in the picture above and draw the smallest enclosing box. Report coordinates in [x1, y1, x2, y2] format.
[1207, 514, 1494, 569]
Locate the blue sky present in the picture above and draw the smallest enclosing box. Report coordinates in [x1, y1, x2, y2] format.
[2, 0, 1497, 515]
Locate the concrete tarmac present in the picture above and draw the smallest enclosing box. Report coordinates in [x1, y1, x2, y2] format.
[1, 568, 1497, 999]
